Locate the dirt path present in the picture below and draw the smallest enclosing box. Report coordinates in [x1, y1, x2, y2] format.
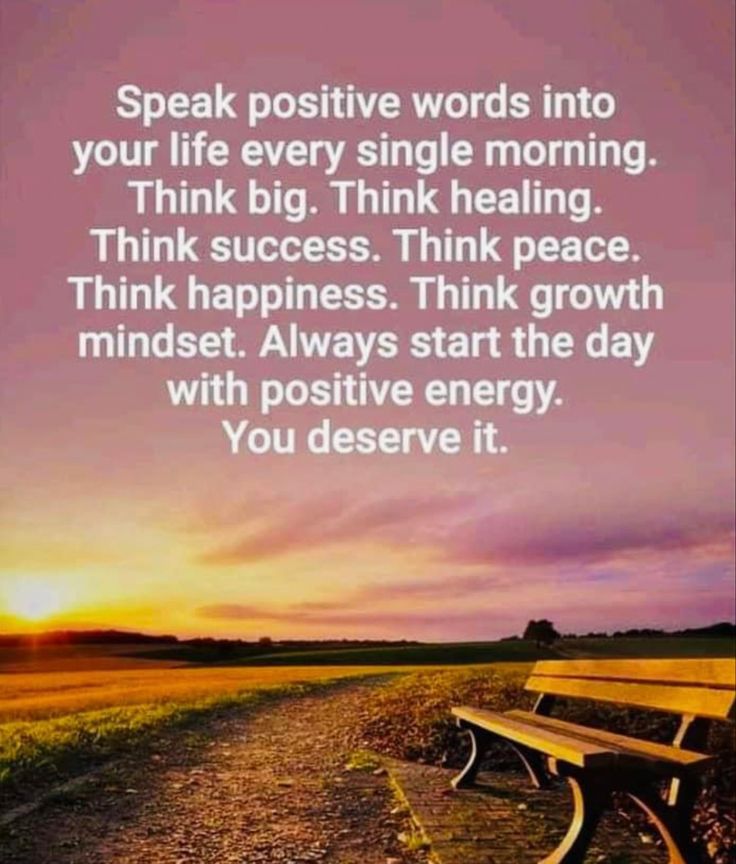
[0, 681, 424, 864]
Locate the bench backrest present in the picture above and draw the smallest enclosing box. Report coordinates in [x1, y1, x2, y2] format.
[525, 658, 736, 720]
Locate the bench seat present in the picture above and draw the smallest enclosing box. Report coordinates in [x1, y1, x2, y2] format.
[505, 710, 714, 775]
[452, 706, 616, 769]
[452, 706, 713, 775]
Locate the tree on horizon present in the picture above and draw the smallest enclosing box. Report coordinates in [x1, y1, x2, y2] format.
[523, 619, 560, 648]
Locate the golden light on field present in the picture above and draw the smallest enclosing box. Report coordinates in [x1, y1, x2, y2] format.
[5, 578, 65, 622]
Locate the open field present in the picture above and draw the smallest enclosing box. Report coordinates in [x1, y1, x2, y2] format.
[2, 656, 734, 862]
[1, 637, 734, 861]
[559, 636, 736, 659]
[224, 640, 552, 666]
[128, 635, 736, 667]
[0, 649, 390, 793]
[1, 635, 733, 831]
[0, 642, 185, 674]
[1, 636, 733, 722]
[233, 636, 736, 666]
[0, 664, 388, 722]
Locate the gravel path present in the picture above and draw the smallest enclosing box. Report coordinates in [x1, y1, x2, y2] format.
[1, 681, 424, 864]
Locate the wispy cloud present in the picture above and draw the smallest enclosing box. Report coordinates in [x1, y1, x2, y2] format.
[442, 505, 735, 567]
[183, 483, 734, 638]
[192, 488, 734, 572]
[195, 557, 736, 639]
[196, 599, 515, 632]
[197, 492, 475, 565]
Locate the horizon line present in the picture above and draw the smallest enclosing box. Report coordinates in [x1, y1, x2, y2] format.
[2, 620, 735, 645]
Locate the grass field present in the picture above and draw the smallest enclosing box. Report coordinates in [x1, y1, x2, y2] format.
[0, 657, 388, 793]
[2, 636, 733, 722]
[122, 635, 736, 667]
[231, 636, 735, 666]
[558, 636, 735, 659]
[0, 665, 388, 722]
[1, 636, 733, 815]
[0, 678, 358, 791]
[0, 643, 185, 674]
[0, 645, 384, 792]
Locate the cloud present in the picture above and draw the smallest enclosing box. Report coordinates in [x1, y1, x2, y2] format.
[195, 599, 513, 631]
[443, 505, 735, 567]
[197, 491, 474, 565]
[195, 560, 736, 640]
[197, 604, 271, 620]
[193, 487, 734, 576]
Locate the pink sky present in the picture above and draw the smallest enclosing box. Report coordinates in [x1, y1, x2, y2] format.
[0, 0, 733, 640]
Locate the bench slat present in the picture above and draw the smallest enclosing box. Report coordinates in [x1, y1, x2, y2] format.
[452, 706, 618, 769]
[525, 674, 735, 719]
[531, 659, 735, 688]
[506, 710, 714, 773]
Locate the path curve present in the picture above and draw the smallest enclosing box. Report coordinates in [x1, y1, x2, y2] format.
[1, 680, 423, 864]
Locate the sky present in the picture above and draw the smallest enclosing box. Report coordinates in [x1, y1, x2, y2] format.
[0, 0, 733, 641]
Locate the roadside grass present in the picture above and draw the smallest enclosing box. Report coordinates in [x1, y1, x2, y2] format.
[360, 666, 531, 766]
[388, 773, 431, 853]
[345, 749, 382, 772]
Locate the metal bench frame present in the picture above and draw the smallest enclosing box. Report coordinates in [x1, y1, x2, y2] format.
[451, 658, 735, 864]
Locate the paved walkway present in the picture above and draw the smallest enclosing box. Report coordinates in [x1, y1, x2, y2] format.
[386, 760, 666, 864]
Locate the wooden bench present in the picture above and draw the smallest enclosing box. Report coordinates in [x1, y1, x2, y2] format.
[451, 658, 735, 864]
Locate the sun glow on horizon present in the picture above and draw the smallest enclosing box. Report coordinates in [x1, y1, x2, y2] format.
[5, 578, 66, 622]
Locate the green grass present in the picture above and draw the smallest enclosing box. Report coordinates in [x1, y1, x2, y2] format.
[345, 749, 381, 772]
[559, 636, 735, 659]
[232, 640, 555, 666]
[109, 635, 736, 668]
[388, 774, 431, 853]
[222, 636, 735, 667]
[125, 641, 550, 666]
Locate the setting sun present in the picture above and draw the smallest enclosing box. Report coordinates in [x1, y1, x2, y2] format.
[6, 579, 65, 622]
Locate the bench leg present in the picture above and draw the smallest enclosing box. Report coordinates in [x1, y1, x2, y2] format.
[510, 743, 550, 790]
[452, 721, 551, 791]
[451, 723, 493, 789]
[628, 784, 703, 864]
[538, 770, 610, 864]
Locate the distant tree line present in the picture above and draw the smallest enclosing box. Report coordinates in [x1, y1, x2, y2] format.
[0, 622, 733, 649]
[563, 622, 736, 639]
[500, 620, 735, 643]
[0, 629, 179, 647]
[0, 629, 421, 649]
